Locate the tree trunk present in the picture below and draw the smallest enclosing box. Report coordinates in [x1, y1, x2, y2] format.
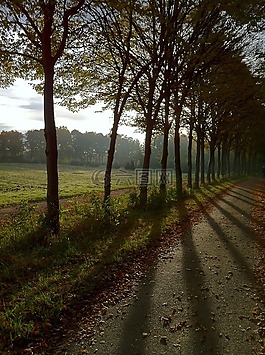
[140, 119, 153, 206]
[242, 150, 247, 175]
[237, 150, 241, 176]
[207, 142, 213, 184]
[187, 121, 194, 189]
[194, 129, 201, 189]
[233, 149, 238, 176]
[104, 111, 119, 202]
[211, 143, 216, 181]
[174, 115, 182, 198]
[227, 149, 231, 177]
[207, 140, 215, 183]
[217, 144, 221, 179]
[160, 125, 170, 194]
[221, 143, 226, 177]
[200, 130, 205, 185]
[44, 64, 59, 235]
[207, 156, 211, 183]
[160, 90, 171, 194]
[252, 152, 258, 175]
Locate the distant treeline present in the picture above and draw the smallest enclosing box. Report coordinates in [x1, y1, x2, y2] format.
[0, 127, 195, 171]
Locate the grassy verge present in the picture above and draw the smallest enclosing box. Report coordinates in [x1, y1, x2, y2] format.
[0, 179, 235, 352]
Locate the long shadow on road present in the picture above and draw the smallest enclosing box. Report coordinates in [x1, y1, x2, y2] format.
[200, 187, 259, 242]
[178, 201, 219, 354]
[215, 194, 259, 225]
[118, 267, 156, 355]
[192, 192, 256, 283]
[77, 182, 260, 355]
[117, 208, 168, 355]
[225, 191, 253, 205]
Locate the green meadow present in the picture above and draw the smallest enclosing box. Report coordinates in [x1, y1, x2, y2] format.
[0, 163, 137, 207]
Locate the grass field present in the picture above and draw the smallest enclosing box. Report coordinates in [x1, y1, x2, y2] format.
[0, 163, 139, 207]
[0, 163, 184, 207]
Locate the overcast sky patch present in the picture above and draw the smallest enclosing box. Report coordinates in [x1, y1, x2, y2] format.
[19, 99, 43, 112]
[0, 87, 19, 100]
[0, 123, 12, 131]
[56, 106, 88, 121]
[29, 113, 43, 122]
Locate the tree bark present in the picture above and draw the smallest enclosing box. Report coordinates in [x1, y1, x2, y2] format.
[44, 63, 59, 235]
[207, 139, 215, 183]
[236, 150, 241, 176]
[210, 142, 216, 182]
[174, 102, 182, 198]
[187, 121, 194, 189]
[104, 111, 119, 202]
[217, 144, 221, 179]
[194, 129, 201, 189]
[160, 124, 170, 194]
[160, 90, 171, 194]
[233, 149, 238, 176]
[140, 119, 153, 206]
[242, 149, 247, 175]
[221, 143, 226, 177]
[200, 129, 205, 185]
[227, 148, 231, 177]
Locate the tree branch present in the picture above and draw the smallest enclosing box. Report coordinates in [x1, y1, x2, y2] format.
[54, 0, 86, 62]
[0, 48, 42, 64]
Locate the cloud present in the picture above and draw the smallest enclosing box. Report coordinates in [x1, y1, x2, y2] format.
[0, 123, 12, 131]
[30, 114, 43, 122]
[19, 98, 43, 112]
[55, 106, 88, 121]
[0, 87, 18, 100]
[0, 80, 34, 100]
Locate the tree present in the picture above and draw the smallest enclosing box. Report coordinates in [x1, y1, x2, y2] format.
[54, 0, 150, 201]
[57, 126, 72, 164]
[0, 130, 24, 162]
[128, 0, 195, 203]
[0, 0, 86, 234]
[25, 129, 46, 163]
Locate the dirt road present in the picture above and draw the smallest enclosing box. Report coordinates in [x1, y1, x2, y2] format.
[54, 179, 264, 355]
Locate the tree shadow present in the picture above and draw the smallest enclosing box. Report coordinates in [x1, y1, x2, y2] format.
[217, 195, 258, 223]
[234, 183, 263, 194]
[177, 201, 219, 354]
[225, 188, 251, 199]
[118, 266, 156, 355]
[115, 204, 170, 354]
[0, 221, 53, 295]
[191, 195, 256, 282]
[0, 195, 171, 352]
[224, 190, 253, 205]
[202, 185, 257, 220]
[199, 189, 259, 243]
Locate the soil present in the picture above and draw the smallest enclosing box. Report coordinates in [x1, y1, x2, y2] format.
[41, 178, 264, 355]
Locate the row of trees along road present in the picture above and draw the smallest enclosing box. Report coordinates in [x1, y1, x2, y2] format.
[0, 1, 264, 234]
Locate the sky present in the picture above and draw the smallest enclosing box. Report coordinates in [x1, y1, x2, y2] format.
[0, 78, 144, 142]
